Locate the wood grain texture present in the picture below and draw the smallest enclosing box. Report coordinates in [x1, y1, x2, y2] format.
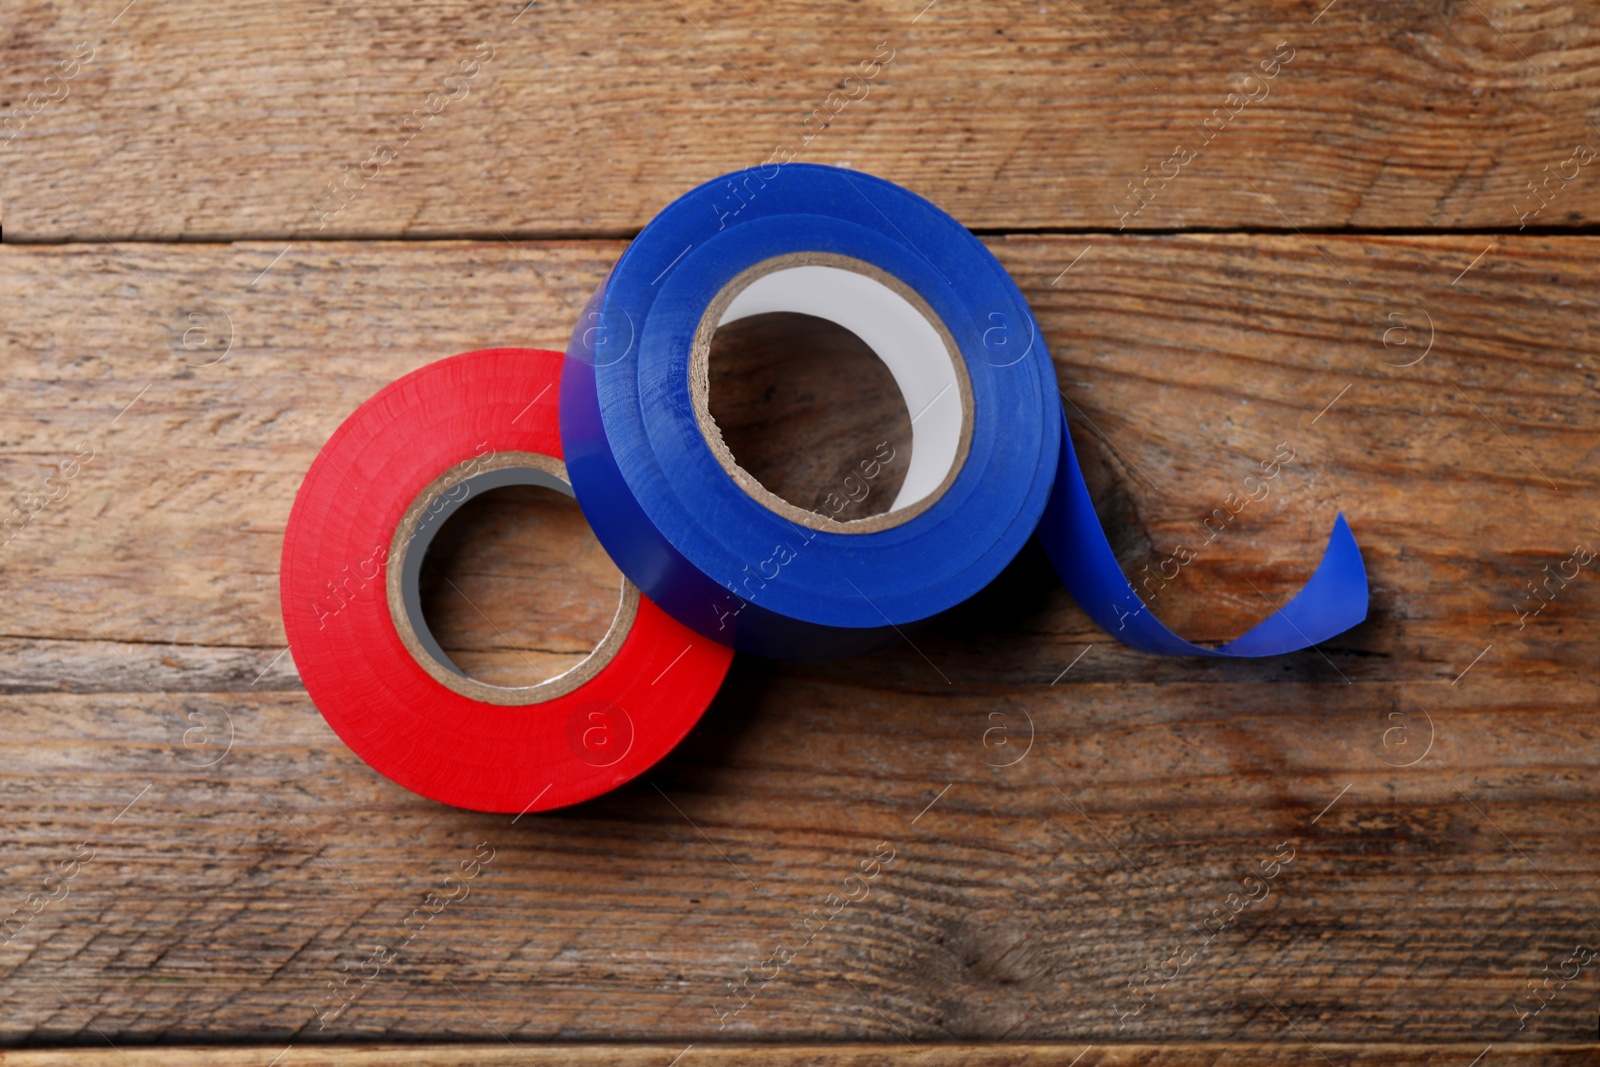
[4, 0, 1600, 240]
[0, 1045, 1597, 1067]
[1, 234, 1598, 1051]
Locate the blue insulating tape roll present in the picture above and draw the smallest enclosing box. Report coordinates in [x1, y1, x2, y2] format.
[562, 163, 1062, 659]
[564, 162, 1370, 661]
[1038, 412, 1370, 656]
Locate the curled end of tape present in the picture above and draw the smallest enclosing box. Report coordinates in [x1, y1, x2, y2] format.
[1212, 511, 1368, 657]
[1041, 413, 1369, 658]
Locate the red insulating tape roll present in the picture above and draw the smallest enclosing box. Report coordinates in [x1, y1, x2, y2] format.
[280, 348, 733, 813]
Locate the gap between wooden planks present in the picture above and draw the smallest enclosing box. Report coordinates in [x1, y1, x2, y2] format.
[1, 1044, 1598, 1066]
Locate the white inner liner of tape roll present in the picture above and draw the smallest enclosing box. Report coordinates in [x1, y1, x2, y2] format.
[717, 264, 963, 513]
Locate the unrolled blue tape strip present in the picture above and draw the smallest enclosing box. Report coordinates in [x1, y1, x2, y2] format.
[563, 163, 1061, 659]
[1038, 412, 1369, 656]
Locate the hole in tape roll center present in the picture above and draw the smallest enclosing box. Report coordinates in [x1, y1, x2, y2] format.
[708, 311, 910, 522]
[397, 459, 634, 700]
[697, 256, 973, 533]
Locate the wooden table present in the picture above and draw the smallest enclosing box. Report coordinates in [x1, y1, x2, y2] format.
[3, 1, 1598, 1063]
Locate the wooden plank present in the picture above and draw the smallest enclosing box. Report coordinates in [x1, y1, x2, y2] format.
[1, 235, 1598, 1047]
[0, 1045, 1596, 1067]
[4, 0, 1600, 240]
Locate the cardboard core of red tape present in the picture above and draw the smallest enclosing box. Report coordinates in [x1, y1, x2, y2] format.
[280, 348, 733, 813]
